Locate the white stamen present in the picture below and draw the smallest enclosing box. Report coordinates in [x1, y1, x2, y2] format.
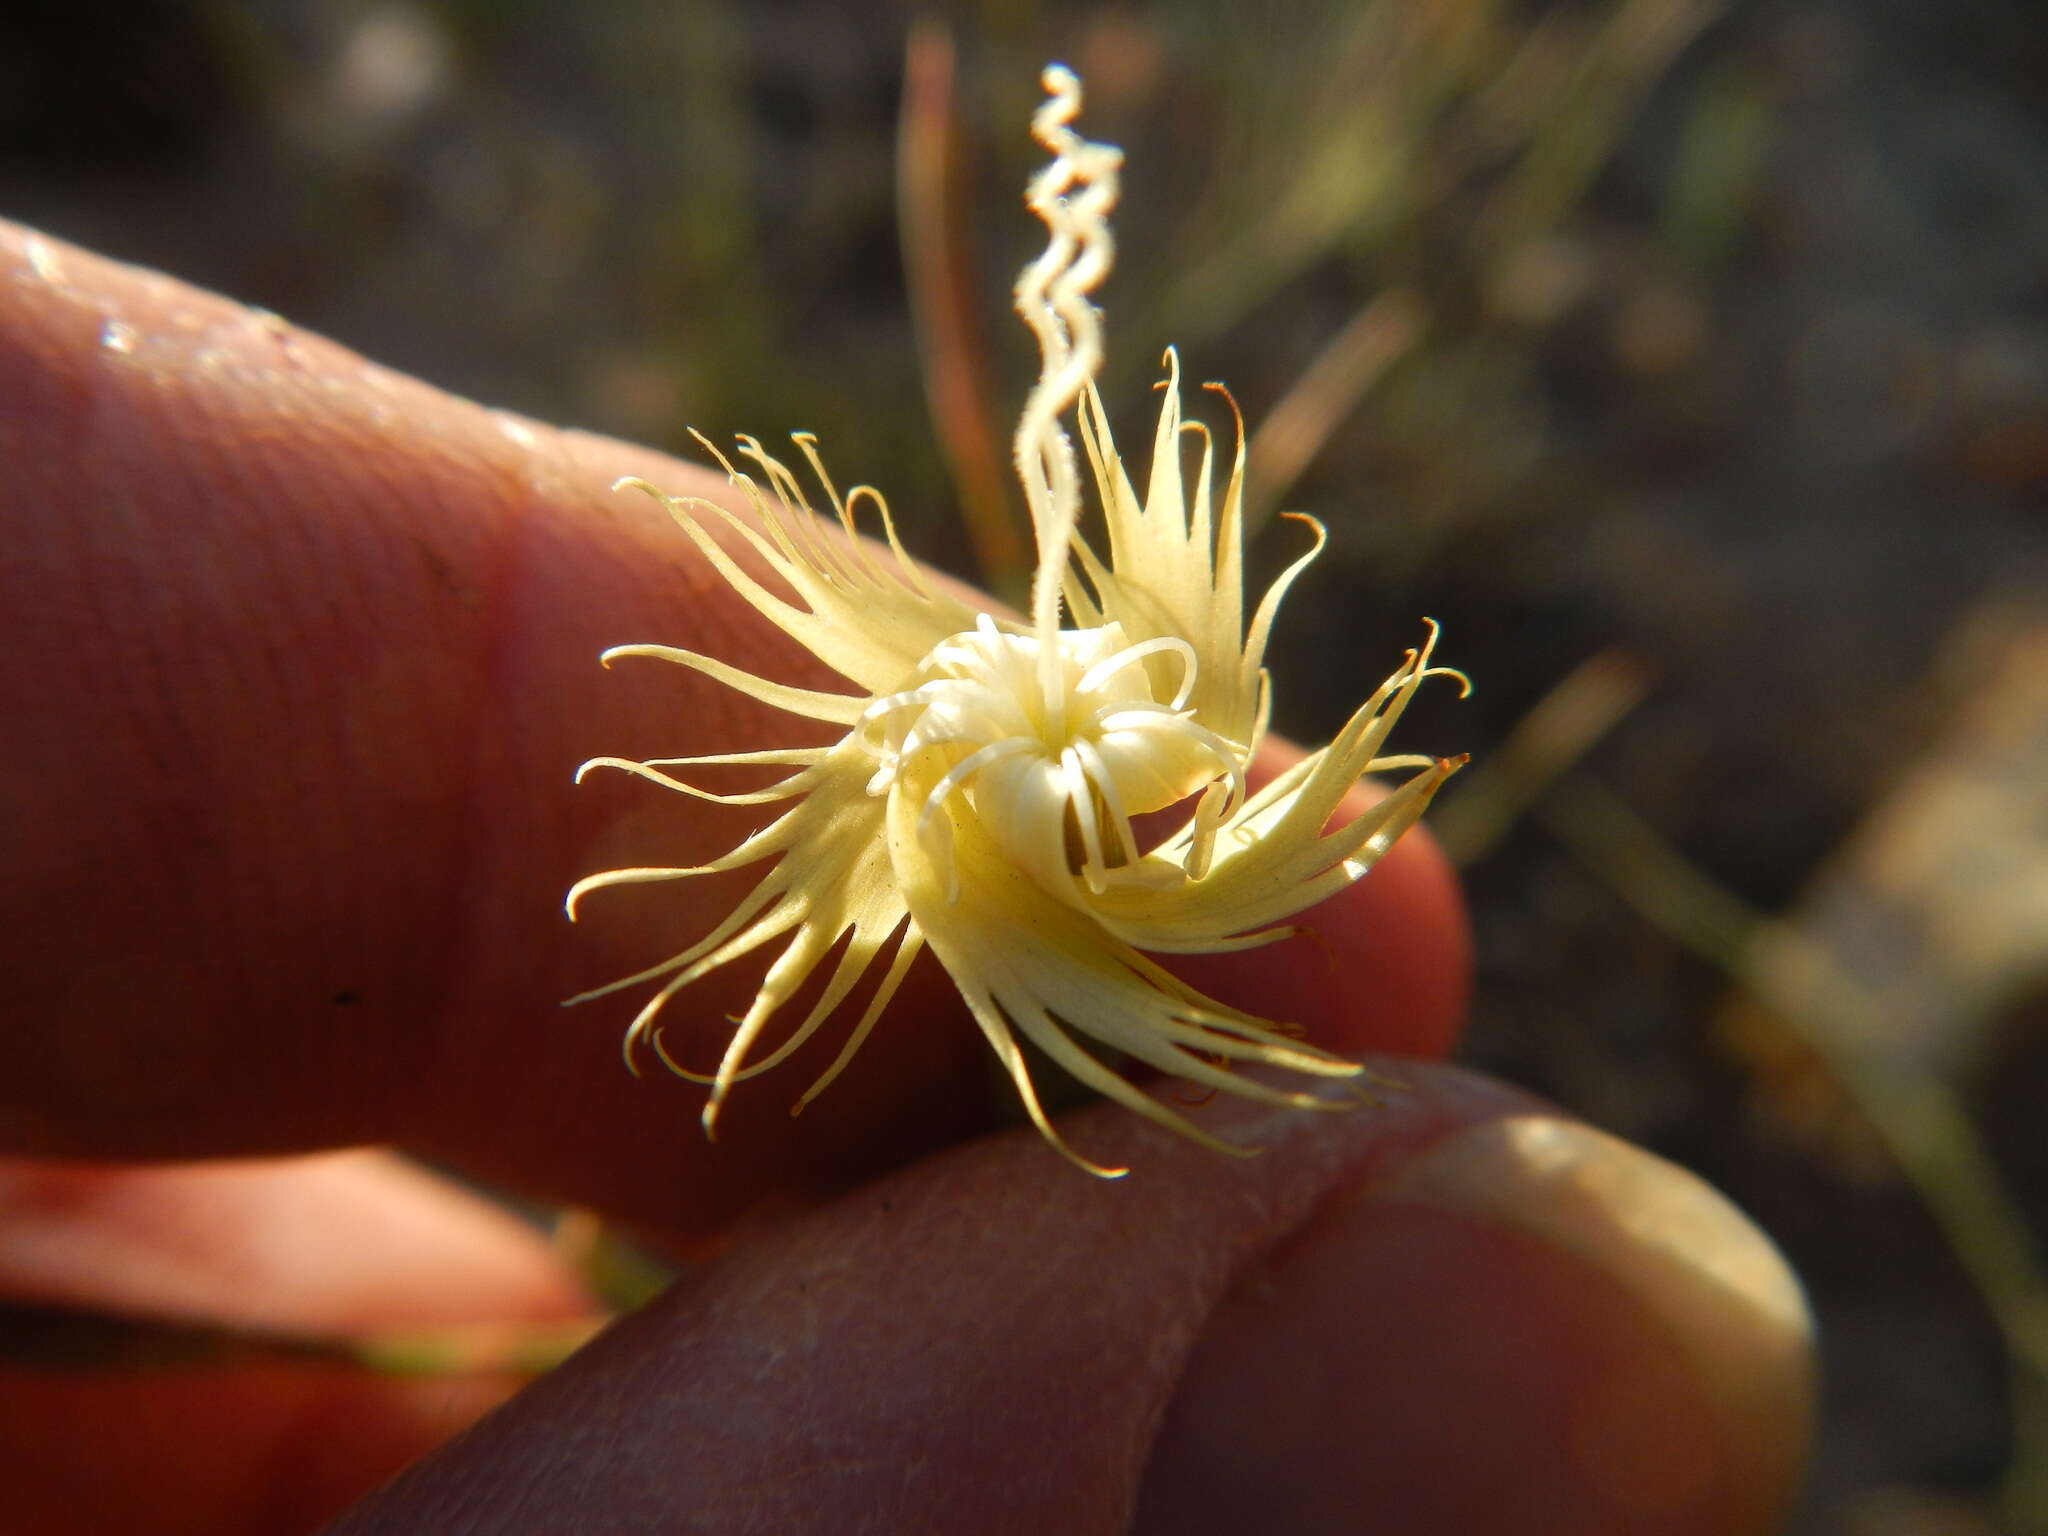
[853, 614, 1251, 895]
[1075, 635, 1198, 710]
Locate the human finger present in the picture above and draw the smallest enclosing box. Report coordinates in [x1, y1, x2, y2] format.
[327, 1065, 1812, 1535]
[0, 1150, 594, 1534]
[0, 221, 1463, 1230]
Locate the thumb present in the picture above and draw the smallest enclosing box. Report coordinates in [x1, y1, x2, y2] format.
[328, 1064, 1812, 1535]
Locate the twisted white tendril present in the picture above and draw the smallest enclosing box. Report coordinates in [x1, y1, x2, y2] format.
[1012, 64, 1123, 701]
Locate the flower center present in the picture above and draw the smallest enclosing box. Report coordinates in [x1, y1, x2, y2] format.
[856, 614, 1246, 896]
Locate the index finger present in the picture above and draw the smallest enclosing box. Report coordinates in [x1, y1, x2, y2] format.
[0, 222, 1467, 1232]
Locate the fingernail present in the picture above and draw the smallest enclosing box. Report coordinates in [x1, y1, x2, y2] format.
[1136, 1114, 1813, 1536]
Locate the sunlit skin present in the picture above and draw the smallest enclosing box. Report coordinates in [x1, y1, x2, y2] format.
[0, 166, 1807, 1536]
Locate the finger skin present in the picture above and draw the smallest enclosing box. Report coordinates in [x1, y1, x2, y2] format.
[0, 1367, 527, 1536]
[0, 1151, 595, 1536]
[0, 1150, 588, 1332]
[0, 220, 1467, 1231]
[328, 1067, 1812, 1536]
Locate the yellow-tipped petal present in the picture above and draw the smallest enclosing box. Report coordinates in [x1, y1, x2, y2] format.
[599, 644, 867, 725]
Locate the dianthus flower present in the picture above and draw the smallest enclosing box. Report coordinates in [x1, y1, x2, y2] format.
[569, 65, 1467, 1175]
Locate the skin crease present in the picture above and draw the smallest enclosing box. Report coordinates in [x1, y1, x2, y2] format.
[0, 223, 1808, 1533]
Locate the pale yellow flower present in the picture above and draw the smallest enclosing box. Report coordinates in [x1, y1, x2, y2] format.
[568, 65, 1467, 1176]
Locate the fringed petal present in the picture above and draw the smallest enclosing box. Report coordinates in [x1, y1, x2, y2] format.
[568, 733, 912, 1129]
[889, 766, 1362, 1176]
[1092, 625, 1468, 951]
[600, 643, 868, 725]
[1073, 358, 1274, 746]
[618, 451, 978, 698]
[572, 754, 821, 806]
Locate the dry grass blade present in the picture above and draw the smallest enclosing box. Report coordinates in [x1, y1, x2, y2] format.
[1245, 287, 1428, 532]
[1432, 647, 1656, 866]
[1474, 0, 1721, 258]
[897, 20, 1029, 604]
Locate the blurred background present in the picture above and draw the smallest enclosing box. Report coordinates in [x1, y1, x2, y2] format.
[4, 0, 2043, 1530]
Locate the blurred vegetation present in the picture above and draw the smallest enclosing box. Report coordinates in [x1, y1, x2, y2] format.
[5, 1, 2045, 1530]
